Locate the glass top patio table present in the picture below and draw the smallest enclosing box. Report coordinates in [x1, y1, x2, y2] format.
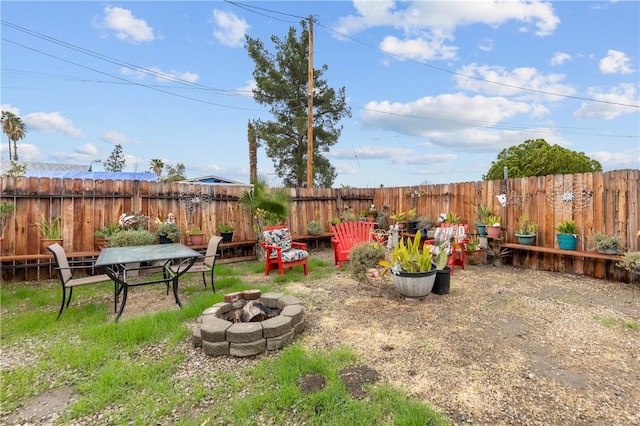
[95, 243, 202, 321]
[95, 243, 201, 266]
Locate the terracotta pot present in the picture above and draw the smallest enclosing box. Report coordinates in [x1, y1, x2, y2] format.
[188, 233, 205, 246]
[486, 226, 501, 238]
[40, 238, 63, 253]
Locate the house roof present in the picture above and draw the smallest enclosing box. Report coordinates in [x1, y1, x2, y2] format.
[0, 160, 157, 181]
[181, 175, 247, 185]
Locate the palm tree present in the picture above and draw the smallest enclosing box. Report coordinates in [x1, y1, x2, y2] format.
[239, 177, 291, 231]
[1, 111, 27, 161]
[149, 158, 164, 181]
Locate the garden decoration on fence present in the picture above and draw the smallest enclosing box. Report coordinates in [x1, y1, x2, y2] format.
[546, 181, 594, 213]
[181, 190, 212, 229]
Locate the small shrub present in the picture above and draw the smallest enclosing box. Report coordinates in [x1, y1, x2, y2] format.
[556, 220, 577, 234]
[307, 221, 323, 235]
[347, 242, 386, 282]
[110, 229, 156, 247]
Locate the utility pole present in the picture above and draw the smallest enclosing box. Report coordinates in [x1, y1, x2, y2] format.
[306, 15, 314, 188]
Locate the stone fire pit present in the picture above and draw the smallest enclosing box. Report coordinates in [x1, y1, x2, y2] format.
[191, 290, 305, 357]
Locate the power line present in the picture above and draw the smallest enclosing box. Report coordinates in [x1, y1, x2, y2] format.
[315, 21, 639, 109]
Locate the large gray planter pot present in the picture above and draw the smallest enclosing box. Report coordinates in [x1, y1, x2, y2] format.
[392, 269, 437, 299]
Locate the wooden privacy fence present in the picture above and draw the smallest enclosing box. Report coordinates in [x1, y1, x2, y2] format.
[1, 170, 638, 281]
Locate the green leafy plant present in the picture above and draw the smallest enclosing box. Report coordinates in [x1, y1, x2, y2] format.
[618, 251, 640, 274]
[94, 222, 121, 238]
[328, 217, 341, 226]
[35, 215, 62, 239]
[407, 208, 418, 221]
[515, 214, 538, 235]
[187, 226, 202, 235]
[347, 241, 386, 282]
[465, 236, 481, 251]
[217, 223, 234, 233]
[486, 242, 511, 258]
[556, 220, 578, 235]
[155, 222, 182, 240]
[306, 220, 323, 235]
[340, 208, 358, 222]
[433, 242, 450, 270]
[366, 204, 378, 216]
[380, 233, 434, 274]
[390, 211, 406, 223]
[476, 202, 494, 224]
[486, 215, 501, 226]
[109, 229, 156, 247]
[445, 212, 460, 224]
[0, 201, 15, 237]
[592, 233, 624, 253]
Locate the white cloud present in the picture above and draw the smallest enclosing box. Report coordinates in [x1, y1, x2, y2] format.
[335, 1, 559, 36]
[358, 93, 560, 152]
[550, 51, 571, 66]
[589, 150, 640, 170]
[574, 83, 639, 120]
[478, 38, 494, 52]
[599, 50, 635, 74]
[23, 112, 82, 137]
[211, 9, 249, 47]
[0, 104, 20, 115]
[379, 35, 457, 61]
[97, 6, 154, 44]
[454, 64, 575, 102]
[101, 130, 142, 145]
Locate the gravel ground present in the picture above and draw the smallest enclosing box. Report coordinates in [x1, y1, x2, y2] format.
[2, 249, 639, 425]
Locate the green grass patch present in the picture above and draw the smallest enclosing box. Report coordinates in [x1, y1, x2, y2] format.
[1, 257, 448, 424]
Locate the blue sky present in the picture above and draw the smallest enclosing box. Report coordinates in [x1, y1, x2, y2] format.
[2, 1, 638, 187]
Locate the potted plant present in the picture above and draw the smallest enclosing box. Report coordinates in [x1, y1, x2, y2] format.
[592, 233, 624, 254]
[618, 251, 640, 274]
[155, 221, 182, 244]
[94, 222, 121, 250]
[0, 201, 15, 251]
[485, 215, 502, 239]
[486, 242, 511, 266]
[186, 226, 205, 246]
[416, 216, 435, 238]
[35, 215, 63, 253]
[307, 220, 323, 235]
[406, 208, 420, 234]
[365, 204, 378, 223]
[328, 217, 341, 226]
[340, 208, 358, 223]
[390, 211, 407, 230]
[465, 236, 485, 265]
[475, 202, 493, 236]
[431, 242, 451, 295]
[217, 223, 234, 243]
[515, 214, 538, 245]
[379, 233, 436, 299]
[556, 220, 578, 250]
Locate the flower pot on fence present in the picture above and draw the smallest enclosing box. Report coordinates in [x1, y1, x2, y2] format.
[556, 234, 577, 250]
[486, 226, 501, 239]
[477, 224, 487, 236]
[158, 236, 173, 244]
[220, 232, 233, 243]
[515, 233, 536, 245]
[392, 269, 437, 299]
[188, 233, 205, 246]
[432, 268, 451, 295]
[40, 238, 63, 253]
[407, 220, 420, 235]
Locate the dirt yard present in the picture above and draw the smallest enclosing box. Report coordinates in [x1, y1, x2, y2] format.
[3, 249, 639, 425]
